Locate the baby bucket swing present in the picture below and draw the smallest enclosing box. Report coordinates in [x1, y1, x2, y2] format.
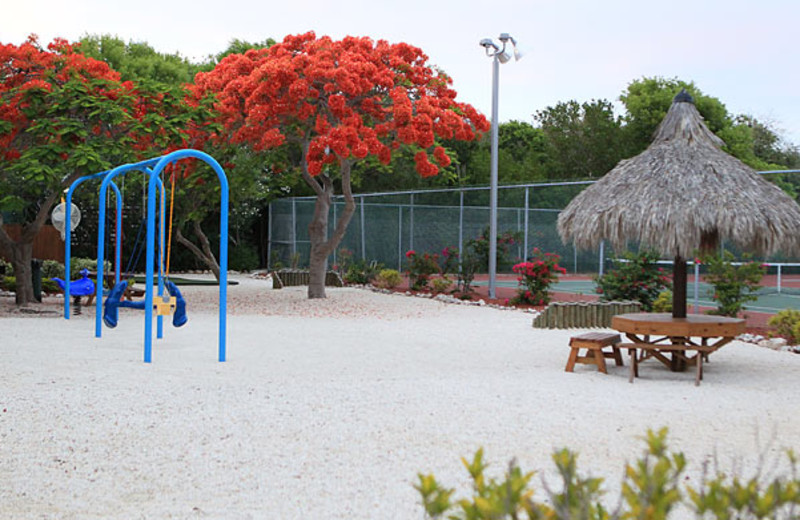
[103, 164, 187, 328]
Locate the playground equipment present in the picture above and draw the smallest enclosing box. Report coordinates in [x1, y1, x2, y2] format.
[62, 149, 229, 362]
[51, 268, 96, 301]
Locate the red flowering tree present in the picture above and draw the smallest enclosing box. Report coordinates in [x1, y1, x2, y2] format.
[0, 36, 200, 305]
[193, 32, 489, 298]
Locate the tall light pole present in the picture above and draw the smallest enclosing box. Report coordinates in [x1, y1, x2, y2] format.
[480, 33, 521, 299]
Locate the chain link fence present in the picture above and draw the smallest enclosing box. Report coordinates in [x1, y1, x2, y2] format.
[267, 172, 800, 276]
[267, 180, 608, 274]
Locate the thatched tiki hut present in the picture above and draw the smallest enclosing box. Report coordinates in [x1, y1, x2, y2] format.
[558, 90, 800, 318]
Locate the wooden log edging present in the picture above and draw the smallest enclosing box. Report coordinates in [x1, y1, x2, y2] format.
[532, 301, 642, 329]
[270, 269, 344, 289]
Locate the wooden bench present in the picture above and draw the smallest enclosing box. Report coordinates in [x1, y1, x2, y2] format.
[565, 332, 623, 374]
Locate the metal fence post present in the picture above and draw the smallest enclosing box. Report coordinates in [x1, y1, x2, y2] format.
[409, 193, 414, 251]
[523, 187, 529, 260]
[360, 196, 366, 260]
[398, 205, 403, 270]
[267, 202, 273, 268]
[458, 190, 464, 264]
[291, 198, 297, 258]
[777, 264, 782, 294]
[332, 201, 337, 268]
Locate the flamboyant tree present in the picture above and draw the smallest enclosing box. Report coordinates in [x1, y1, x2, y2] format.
[194, 31, 489, 298]
[0, 36, 202, 305]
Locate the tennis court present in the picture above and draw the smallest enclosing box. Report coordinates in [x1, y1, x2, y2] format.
[479, 274, 800, 314]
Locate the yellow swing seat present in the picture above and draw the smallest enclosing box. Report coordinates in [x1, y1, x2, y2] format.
[154, 295, 177, 316]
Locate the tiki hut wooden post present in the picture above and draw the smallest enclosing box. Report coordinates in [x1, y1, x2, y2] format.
[558, 90, 800, 318]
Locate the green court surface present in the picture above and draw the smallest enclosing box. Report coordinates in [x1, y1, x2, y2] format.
[479, 278, 800, 314]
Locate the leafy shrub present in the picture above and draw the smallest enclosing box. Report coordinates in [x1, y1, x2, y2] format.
[431, 276, 451, 294]
[344, 259, 383, 285]
[332, 247, 353, 277]
[511, 248, 566, 305]
[703, 251, 765, 317]
[1, 276, 15, 291]
[767, 309, 800, 344]
[41, 278, 60, 294]
[374, 269, 403, 289]
[41, 260, 65, 279]
[595, 250, 671, 311]
[229, 243, 260, 272]
[269, 250, 284, 270]
[406, 250, 441, 291]
[70, 258, 110, 279]
[653, 290, 673, 313]
[417, 428, 800, 519]
[467, 227, 523, 273]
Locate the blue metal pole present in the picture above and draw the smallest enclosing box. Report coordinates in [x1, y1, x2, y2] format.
[148, 149, 229, 362]
[144, 168, 158, 363]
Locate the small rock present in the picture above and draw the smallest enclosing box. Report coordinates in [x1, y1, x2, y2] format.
[757, 338, 787, 350]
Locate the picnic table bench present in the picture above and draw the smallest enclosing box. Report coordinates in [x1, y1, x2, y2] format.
[565, 332, 624, 374]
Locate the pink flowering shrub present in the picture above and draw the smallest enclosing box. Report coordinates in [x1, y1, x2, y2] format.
[511, 248, 567, 305]
[406, 250, 441, 291]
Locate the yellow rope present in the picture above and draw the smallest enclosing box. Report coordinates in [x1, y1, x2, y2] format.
[165, 164, 177, 278]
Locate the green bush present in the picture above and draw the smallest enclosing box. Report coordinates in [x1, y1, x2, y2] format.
[595, 250, 671, 311]
[229, 243, 260, 272]
[41, 278, 60, 294]
[374, 269, 403, 289]
[70, 258, 110, 279]
[1, 276, 15, 291]
[767, 309, 800, 345]
[41, 260, 65, 279]
[703, 251, 765, 317]
[344, 259, 383, 285]
[431, 276, 452, 294]
[405, 250, 441, 291]
[653, 290, 673, 313]
[417, 428, 800, 519]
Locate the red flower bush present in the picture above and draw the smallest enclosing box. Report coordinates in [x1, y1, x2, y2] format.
[511, 249, 567, 306]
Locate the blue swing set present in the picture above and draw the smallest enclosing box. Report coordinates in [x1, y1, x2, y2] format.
[62, 149, 229, 363]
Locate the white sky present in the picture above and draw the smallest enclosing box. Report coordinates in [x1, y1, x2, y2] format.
[4, 0, 800, 148]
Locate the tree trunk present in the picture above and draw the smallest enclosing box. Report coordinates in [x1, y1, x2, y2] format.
[175, 223, 221, 281]
[0, 193, 60, 306]
[303, 159, 356, 299]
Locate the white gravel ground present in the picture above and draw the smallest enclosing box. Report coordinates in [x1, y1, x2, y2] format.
[1, 275, 799, 519]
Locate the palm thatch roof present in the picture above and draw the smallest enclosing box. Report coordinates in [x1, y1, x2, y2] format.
[558, 91, 800, 258]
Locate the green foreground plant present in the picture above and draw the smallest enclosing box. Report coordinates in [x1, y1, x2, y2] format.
[767, 309, 800, 345]
[416, 428, 800, 519]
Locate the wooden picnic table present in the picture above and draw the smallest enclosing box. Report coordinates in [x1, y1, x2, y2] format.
[611, 313, 746, 385]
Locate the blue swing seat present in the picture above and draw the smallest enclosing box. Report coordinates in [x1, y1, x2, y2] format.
[103, 280, 188, 328]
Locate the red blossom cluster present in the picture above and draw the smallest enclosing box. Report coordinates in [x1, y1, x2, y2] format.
[1, 35, 196, 164]
[192, 32, 489, 178]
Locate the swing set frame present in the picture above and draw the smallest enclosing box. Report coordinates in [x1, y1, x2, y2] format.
[62, 149, 229, 363]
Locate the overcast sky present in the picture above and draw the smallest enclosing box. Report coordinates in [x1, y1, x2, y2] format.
[4, 0, 800, 148]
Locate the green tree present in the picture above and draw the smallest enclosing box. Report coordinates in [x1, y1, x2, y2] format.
[78, 34, 201, 85]
[0, 36, 195, 304]
[534, 99, 625, 179]
[78, 34, 287, 278]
